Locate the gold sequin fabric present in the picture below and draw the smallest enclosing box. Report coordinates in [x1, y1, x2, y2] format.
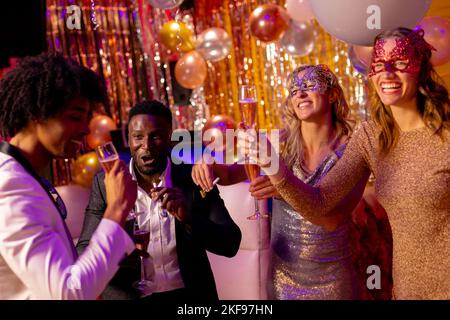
[269, 145, 361, 300]
[275, 121, 450, 299]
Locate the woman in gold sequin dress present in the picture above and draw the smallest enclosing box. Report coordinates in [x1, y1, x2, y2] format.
[240, 28, 450, 299]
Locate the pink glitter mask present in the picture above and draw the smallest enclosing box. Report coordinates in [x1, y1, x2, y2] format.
[369, 29, 435, 78]
[288, 64, 337, 96]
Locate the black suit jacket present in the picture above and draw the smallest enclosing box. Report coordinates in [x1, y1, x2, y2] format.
[76, 162, 241, 301]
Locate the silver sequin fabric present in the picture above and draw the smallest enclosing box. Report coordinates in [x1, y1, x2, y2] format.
[269, 145, 361, 300]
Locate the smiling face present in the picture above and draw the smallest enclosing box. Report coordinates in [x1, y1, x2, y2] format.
[128, 114, 172, 177]
[35, 96, 92, 158]
[289, 67, 333, 122]
[370, 37, 420, 107]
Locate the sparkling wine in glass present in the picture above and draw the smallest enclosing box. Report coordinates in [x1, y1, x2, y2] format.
[95, 142, 119, 173]
[132, 213, 155, 293]
[238, 85, 268, 220]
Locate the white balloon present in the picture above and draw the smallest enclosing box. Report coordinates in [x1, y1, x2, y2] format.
[280, 20, 316, 57]
[148, 0, 184, 10]
[310, 0, 432, 46]
[348, 46, 369, 74]
[286, 0, 314, 22]
[196, 28, 232, 62]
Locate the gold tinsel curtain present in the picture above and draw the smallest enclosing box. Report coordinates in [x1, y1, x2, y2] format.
[47, 0, 369, 130]
[46, 0, 156, 126]
[193, 0, 369, 130]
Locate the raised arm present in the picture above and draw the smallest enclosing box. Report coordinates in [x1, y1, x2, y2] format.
[268, 124, 372, 219]
[0, 161, 137, 300]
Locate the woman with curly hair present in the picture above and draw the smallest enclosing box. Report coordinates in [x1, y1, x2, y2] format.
[192, 64, 368, 299]
[241, 27, 450, 299]
[0, 52, 137, 299]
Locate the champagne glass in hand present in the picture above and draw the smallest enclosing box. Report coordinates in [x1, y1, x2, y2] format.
[96, 142, 138, 221]
[132, 213, 156, 293]
[239, 85, 268, 220]
[95, 142, 119, 172]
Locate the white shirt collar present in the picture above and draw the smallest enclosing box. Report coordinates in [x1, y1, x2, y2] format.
[129, 157, 171, 188]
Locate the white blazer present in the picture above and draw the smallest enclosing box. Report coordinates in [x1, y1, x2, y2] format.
[0, 153, 135, 300]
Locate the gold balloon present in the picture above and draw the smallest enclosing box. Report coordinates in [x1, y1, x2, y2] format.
[71, 152, 100, 188]
[86, 115, 117, 149]
[159, 20, 195, 52]
[175, 51, 207, 89]
[249, 4, 290, 42]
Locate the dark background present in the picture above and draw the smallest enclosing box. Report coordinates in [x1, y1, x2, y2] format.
[0, 0, 47, 68]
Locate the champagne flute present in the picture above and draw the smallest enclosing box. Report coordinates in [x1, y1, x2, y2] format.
[238, 85, 268, 220]
[96, 142, 140, 221]
[132, 213, 156, 292]
[95, 141, 119, 173]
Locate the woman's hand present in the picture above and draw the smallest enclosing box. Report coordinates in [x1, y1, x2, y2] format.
[249, 175, 281, 200]
[192, 160, 215, 192]
[237, 123, 280, 175]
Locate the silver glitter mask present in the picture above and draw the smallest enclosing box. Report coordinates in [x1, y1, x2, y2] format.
[288, 64, 337, 96]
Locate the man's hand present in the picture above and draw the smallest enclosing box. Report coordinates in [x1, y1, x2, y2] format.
[249, 175, 281, 200]
[151, 187, 191, 223]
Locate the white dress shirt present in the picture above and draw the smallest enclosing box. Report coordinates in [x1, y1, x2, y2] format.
[0, 152, 135, 300]
[130, 158, 184, 297]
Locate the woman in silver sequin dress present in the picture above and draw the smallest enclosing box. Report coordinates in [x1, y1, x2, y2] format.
[192, 65, 368, 299]
[250, 65, 368, 299]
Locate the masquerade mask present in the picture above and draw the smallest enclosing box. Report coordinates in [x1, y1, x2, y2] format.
[288, 64, 337, 96]
[369, 28, 435, 78]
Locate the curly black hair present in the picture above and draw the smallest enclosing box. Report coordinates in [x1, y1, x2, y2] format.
[0, 51, 108, 138]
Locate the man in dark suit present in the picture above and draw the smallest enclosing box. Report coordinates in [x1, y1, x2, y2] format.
[76, 100, 241, 301]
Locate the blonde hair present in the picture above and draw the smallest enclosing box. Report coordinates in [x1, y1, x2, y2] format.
[370, 27, 450, 154]
[281, 65, 353, 168]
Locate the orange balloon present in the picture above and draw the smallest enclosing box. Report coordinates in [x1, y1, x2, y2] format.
[175, 51, 208, 89]
[159, 20, 195, 52]
[86, 115, 117, 149]
[202, 115, 237, 152]
[249, 4, 290, 42]
[71, 152, 100, 188]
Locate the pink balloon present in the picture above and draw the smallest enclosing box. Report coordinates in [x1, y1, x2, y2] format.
[353, 45, 373, 67]
[286, 0, 314, 22]
[417, 16, 450, 66]
[175, 51, 207, 89]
